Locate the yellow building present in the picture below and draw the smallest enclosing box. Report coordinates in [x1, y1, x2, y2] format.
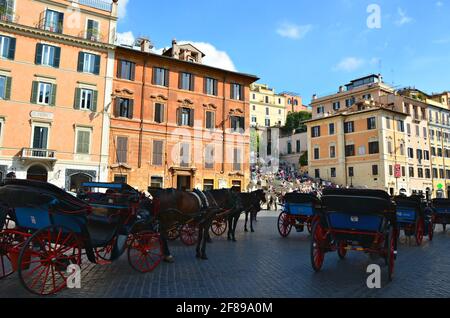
[250, 83, 287, 128]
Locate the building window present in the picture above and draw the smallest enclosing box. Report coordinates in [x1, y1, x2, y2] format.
[315, 169, 320, 179]
[345, 145, 355, 157]
[150, 176, 163, 189]
[425, 169, 431, 179]
[296, 140, 301, 153]
[265, 107, 270, 116]
[154, 103, 165, 123]
[0, 75, 11, 100]
[408, 148, 414, 159]
[114, 175, 127, 184]
[152, 140, 163, 166]
[330, 145, 336, 158]
[345, 97, 355, 107]
[423, 127, 428, 139]
[180, 143, 190, 167]
[179, 72, 194, 91]
[402, 166, 406, 177]
[417, 168, 423, 178]
[433, 168, 438, 178]
[415, 125, 420, 137]
[417, 149, 423, 161]
[387, 141, 393, 154]
[115, 98, 133, 119]
[367, 117, 376, 130]
[358, 146, 366, 156]
[348, 167, 354, 177]
[409, 167, 414, 178]
[231, 83, 243, 100]
[43, 9, 63, 33]
[332, 102, 340, 111]
[117, 60, 135, 80]
[251, 116, 257, 123]
[203, 179, 214, 191]
[233, 148, 242, 171]
[0, 35, 15, 60]
[424, 150, 430, 161]
[177, 107, 194, 127]
[78, 88, 95, 110]
[314, 147, 320, 160]
[385, 117, 391, 129]
[372, 165, 379, 176]
[438, 148, 443, 157]
[397, 120, 405, 132]
[76, 129, 91, 154]
[35, 44, 60, 68]
[317, 106, 324, 114]
[389, 165, 393, 176]
[36, 82, 53, 105]
[406, 123, 411, 135]
[116, 137, 128, 163]
[363, 94, 372, 100]
[311, 126, 321, 138]
[440, 169, 445, 179]
[330, 168, 336, 178]
[86, 19, 100, 41]
[344, 121, 354, 133]
[204, 77, 218, 96]
[265, 118, 271, 127]
[446, 170, 450, 179]
[31, 125, 49, 155]
[78, 52, 100, 75]
[368, 141, 379, 154]
[204, 144, 215, 169]
[153, 67, 169, 87]
[230, 116, 245, 133]
[329, 123, 335, 135]
[287, 141, 293, 154]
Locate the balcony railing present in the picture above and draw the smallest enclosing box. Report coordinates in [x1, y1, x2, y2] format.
[0, 9, 18, 23]
[21, 148, 57, 160]
[78, 0, 113, 12]
[78, 30, 105, 43]
[37, 17, 63, 34]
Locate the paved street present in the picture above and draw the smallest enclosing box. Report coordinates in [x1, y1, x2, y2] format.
[1, 210, 450, 298]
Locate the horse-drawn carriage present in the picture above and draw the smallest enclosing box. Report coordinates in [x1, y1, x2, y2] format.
[0, 180, 162, 295]
[431, 198, 450, 232]
[277, 193, 320, 237]
[393, 195, 434, 245]
[312, 189, 397, 281]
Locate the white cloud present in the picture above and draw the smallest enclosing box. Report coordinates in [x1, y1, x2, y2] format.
[118, 0, 130, 19]
[115, 31, 135, 46]
[276, 23, 312, 40]
[333, 57, 365, 72]
[436, 1, 444, 7]
[395, 8, 413, 26]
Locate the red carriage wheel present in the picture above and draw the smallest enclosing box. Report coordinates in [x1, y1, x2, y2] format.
[94, 237, 116, 265]
[17, 226, 82, 296]
[211, 218, 227, 237]
[386, 227, 396, 282]
[180, 224, 199, 246]
[277, 212, 292, 238]
[337, 241, 347, 260]
[127, 231, 162, 273]
[415, 218, 424, 246]
[311, 221, 326, 272]
[0, 232, 15, 280]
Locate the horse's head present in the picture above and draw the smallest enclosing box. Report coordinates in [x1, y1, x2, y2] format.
[253, 189, 267, 204]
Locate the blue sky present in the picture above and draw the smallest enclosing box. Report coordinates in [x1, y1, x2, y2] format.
[117, 0, 450, 104]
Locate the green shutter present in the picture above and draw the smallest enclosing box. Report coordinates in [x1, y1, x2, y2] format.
[190, 74, 195, 91]
[114, 98, 120, 117]
[74, 88, 81, 109]
[93, 55, 100, 75]
[130, 62, 135, 81]
[189, 109, 194, 127]
[77, 52, 84, 72]
[164, 68, 169, 87]
[30, 81, 38, 103]
[8, 38, 15, 60]
[35, 44, 43, 65]
[54, 47, 61, 68]
[117, 60, 122, 78]
[91, 90, 98, 112]
[4, 77, 11, 100]
[128, 99, 134, 119]
[50, 84, 57, 106]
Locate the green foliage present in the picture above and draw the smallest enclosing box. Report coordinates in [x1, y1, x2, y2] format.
[300, 151, 308, 166]
[283, 111, 312, 133]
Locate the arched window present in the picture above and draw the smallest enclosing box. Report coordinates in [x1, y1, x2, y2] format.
[27, 165, 48, 182]
[69, 173, 92, 192]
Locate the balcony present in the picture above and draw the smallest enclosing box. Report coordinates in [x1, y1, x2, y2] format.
[37, 17, 63, 34]
[78, 0, 113, 12]
[0, 8, 18, 23]
[78, 30, 105, 43]
[20, 148, 57, 162]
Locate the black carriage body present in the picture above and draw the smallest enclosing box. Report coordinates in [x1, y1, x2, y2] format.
[431, 199, 450, 225]
[320, 189, 396, 247]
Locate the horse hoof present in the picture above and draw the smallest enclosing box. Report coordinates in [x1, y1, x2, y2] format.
[251, 230, 255, 233]
[163, 255, 175, 263]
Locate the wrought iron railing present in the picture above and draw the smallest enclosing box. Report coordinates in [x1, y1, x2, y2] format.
[78, 0, 113, 12]
[78, 29, 105, 42]
[0, 10, 18, 23]
[21, 148, 56, 160]
[37, 16, 63, 34]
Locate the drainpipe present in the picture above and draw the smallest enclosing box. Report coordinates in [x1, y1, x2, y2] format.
[221, 75, 227, 174]
[138, 58, 147, 168]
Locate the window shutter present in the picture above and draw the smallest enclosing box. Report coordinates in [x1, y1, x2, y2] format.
[93, 55, 100, 75]
[30, 81, 38, 103]
[128, 99, 134, 119]
[117, 60, 122, 78]
[178, 72, 183, 89]
[160, 104, 165, 122]
[35, 44, 43, 65]
[74, 88, 81, 109]
[4, 77, 11, 100]
[230, 84, 234, 99]
[214, 80, 218, 96]
[92, 90, 98, 112]
[54, 47, 61, 68]
[58, 12, 64, 31]
[50, 84, 57, 106]
[189, 109, 194, 127]
[87, 19, 94, 36]
[77, 52, 84, 72]
[190, 74, 195, 91]
[114, 98, 120, 117]
[130, 62, 135, 81]
[7, 38, 15, 60]
[240, 117, 245, 131]
[151, 67, 156, 84]
[176, 108, 181, 126]
[206, 111, 211, 128]
[164, 69, 169, 87]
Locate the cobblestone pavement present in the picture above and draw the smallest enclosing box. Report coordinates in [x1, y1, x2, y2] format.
[1, 211, 450, 298]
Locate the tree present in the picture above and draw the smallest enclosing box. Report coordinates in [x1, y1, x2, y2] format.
[283, 111, 312, 133]
[299, 151, 308, 167]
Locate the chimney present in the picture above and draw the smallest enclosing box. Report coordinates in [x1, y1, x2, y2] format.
[339, 86, 344, 93]
[138, 37, 153, 53]
[312, 94, 317, 101]
[172, 38, 177, 46]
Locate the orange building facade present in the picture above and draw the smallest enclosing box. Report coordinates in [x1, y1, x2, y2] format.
[110, 42, 258, 192]
[0, 0, 117, 190]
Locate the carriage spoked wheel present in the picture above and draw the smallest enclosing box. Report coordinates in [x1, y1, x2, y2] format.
[277, 212, 292, 238]
[94, 237, 116, 265]
[386, 227, 396, 282]
[310, 221, 326, 272]
[0, 216, 19, 280]
[18, 225, 82, 296]
[211, 218, 227, 237]
[337, 241, 347, 260]
[127, 231, 162, 273]
[415, 217, 424, 246]
[180, 224, 199, 246]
